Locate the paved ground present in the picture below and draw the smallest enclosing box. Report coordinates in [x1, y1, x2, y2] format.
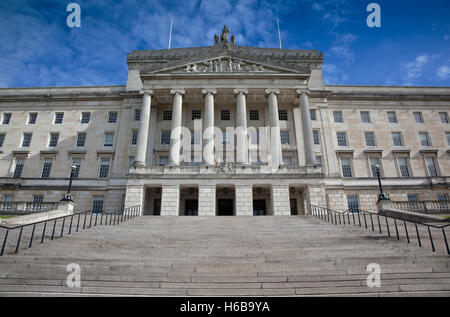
[0, 216, 449, 296]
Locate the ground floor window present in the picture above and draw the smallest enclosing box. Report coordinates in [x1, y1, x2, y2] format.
[92, 196, 104, 213]
[347, 195, 360, 213]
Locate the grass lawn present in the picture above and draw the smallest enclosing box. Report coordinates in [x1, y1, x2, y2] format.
[0, 215, 15, 219]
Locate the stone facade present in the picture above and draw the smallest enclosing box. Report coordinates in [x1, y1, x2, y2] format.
[0, 30, 449, 216]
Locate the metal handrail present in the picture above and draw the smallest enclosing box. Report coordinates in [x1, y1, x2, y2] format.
[310, 205, 450, 255]
[0, 205, 141, 256]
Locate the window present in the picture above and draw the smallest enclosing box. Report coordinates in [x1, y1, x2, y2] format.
[48, 133, 59, 147]
[413, 112, 424, 124]
[221, 110, 230, 121]
[33, 195, 44, 203]
[425, 157, 439, 177]
[76, 132, 86, 147]
[3, 195, 14, 202]
[159, 156, 168, 166]
[341, 158, 353, 178]
[98, 158, 110, 178]
[365, 132, 376, 147]
[387, 111, 398, 123]
[108, 112, 118, 123]
[313, 130, 320, 145]
[92, 196, 104, 213]
[392, 132, 404, 146]
[336, 132, 347, 146]
[72, 158, 81, 178]
[192, 110, 201, 120]
[28, 113, 37, 124]
[397, 157, 410, 178]
[134, 109, 141, 121]
[278, 110, 288, 121]
[81, 112, 91, 123]
[369, 157, 380, 178]
[316, 155, 322, 166]
[347, 196, 360, 213]
[249, 110, 259, 121]
[438, 194, 449, 211]
[408, 194, 418, 202]
[104, 132, 114, 147]
[163, 110, 172, 121]
[440, 112, 449, 124]
[280, 131, 290, 145]
[0, 133, 5, 147]
[131, 130, 138, 145]
[13, 159, 24, 179]
[161, 131, 171, 145]
[310, 109, 317, 121]
[41, 159, 53, 178]
[2, 113, 12, 124]
[282, 156, 292, 166]
[128, 156, 135, 168]
[22, 133, 32, 147]
[54, 112, 64, 124]
[447, 132, 450, 146]
[419, 132, 431, 146]
[333, 111, 343, 123]
[360, 111, 371, 123]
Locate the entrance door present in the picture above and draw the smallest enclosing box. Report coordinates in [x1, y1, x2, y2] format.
[185, 200, 198, 216]
[290, 199, 298, 215]
[253, 199, 266, 216]
[153, 199, 161, 216]
[218, 199, 234, 216]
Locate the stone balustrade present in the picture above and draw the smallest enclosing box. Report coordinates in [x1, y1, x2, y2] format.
[0, 201, 60, 215]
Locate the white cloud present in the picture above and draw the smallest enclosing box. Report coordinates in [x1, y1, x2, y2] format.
[322, 63, 349, 85]
[402, 54, 440, 82]
[437, 65, 450, 80]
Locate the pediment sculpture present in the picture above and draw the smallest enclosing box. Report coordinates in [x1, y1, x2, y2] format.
[183, 57, 269, 73]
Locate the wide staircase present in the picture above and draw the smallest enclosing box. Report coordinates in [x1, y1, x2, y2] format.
[0, 216, 449, 296]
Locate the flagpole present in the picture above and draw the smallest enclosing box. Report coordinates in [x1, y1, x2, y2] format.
[168, 16, 173, 49]
[276, 17, 282, 49]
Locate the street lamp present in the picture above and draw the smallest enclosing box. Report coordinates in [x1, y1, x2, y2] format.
[61, 165, 77, 202]
[375, 164, 388, 200]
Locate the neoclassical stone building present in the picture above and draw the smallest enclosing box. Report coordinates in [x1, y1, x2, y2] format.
[0, 29, 449, 215]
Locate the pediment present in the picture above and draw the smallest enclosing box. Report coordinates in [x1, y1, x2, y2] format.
[152, 56, 301, 75]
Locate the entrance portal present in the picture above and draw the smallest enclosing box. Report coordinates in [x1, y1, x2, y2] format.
[218, 199, 234, 216]
[253, 199, 266, 216]
[185, 199, 198, 216]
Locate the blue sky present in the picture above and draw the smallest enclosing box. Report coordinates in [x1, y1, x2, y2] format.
[0, 0, 449, 87]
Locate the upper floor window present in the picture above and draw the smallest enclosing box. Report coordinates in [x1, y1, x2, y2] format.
[413, 112, 424, 124]
[131, 130, 138, 145]
[108, 112, 118, 123]
[48, 133, 59, 147]
[336, 132, 347, 146]
[134, 109, 141, 121]
[364, 132, 376, 147]
[313, 130, 320, 145]
[41, 158, 53, 178]
[387, 111, 398, 123]
[360, 111, 371, 123]
[249, 110, 259, 121]
[220, 110, 230, 121]
[369, 157, 381, 178]
[21, 133, 32, 147]
[341, 157, 353, 178]
[424, 156, 439, 177]
[104, 132, 114, 147]
[316, 155, 322, 167]
[54, 112, 64, 124]
[163, 110, 172, 121]
[397, 157, 410, 178]
[333, 111, 343, 123]
[282, 156, 292, 166]
[72, 158, 81, 178]
[28, 113, 38, 124]
[2, 113, 12, 125]
[419, 132, 431, 147]
[280, 131, 290, 145]
[0, 133, 5, 147]
[98, 158, 111, 178]
[76, 132, 86, 147]
[13, 159, 25, 179]
[392, 132, 404, 147]
[440, 112, 449, 124]
[192, 110, 201, 120]
[159, 156, 168, 166]
[278, 110, 288, 121]
[446, 132, 450, 146]
[81, 112, 91, 124]
[310, 109, 317, 121]
[161, 131, 171, 145]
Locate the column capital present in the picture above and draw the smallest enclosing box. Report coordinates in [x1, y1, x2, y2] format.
[265, 88, 280, 95]
[139, 89, 154, 96]
[170, 88, 185, 95]
[296, 88, 310, 96]
[234, 88, 249, 95]
[202, 88, 217, 95]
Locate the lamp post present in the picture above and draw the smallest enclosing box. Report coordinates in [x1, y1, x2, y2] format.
[375, 164, 388, 200]
[61, 165, 77, 202]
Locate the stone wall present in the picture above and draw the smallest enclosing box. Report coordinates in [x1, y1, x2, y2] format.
[198, 185, 216, 216]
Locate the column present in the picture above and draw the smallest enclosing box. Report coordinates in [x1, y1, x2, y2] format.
[134, 90, 153, 167]
[235, 185, 253, 216]
[161, 185, 180, 216]
[297, 89, 316, 165]
[319, 105, 340, 176]
[271, 184, 290, 216]
[112, 105, 131, 175]
[198, 185, 216, 216]
[202, 89, 216, 166]
[265, 89, 282, 167]
[234, 89, 249, 165]
[169, 89, 185, 166]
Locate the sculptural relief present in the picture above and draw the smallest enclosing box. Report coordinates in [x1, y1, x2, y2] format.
[179, 57, 269, 73]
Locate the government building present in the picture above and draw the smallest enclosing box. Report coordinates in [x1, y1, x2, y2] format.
[0, 27, 449, 216]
